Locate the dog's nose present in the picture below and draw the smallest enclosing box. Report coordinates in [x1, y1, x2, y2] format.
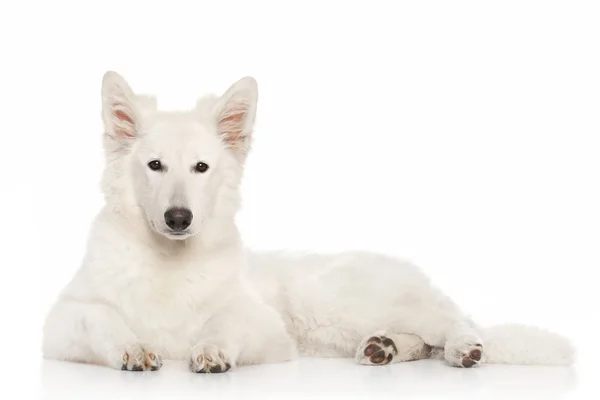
[164, 208, 193, 231]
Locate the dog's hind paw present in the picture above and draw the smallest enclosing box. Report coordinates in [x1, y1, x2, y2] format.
[444, 337, 484, 368]
[355, 332, 398, 365]
[356, 331, 434, 366]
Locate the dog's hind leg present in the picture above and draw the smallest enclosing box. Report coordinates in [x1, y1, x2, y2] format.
[393, 309, 484, 368]
[375, 303, 485, 368]
[355, 331, 439, 365]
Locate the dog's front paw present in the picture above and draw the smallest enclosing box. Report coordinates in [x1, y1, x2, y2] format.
[444, 337, 483, 368]
[189, 344, 232, 373]
[120, 344, 163, 371]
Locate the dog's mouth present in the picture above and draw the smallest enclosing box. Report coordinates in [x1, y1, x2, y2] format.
[162, 230, 193, 240]
[148, 220, 194, 240]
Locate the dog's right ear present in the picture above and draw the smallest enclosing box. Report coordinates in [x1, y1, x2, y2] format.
[101, 71, 139, 145]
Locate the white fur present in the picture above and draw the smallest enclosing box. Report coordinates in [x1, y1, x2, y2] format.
[42, 72, 575, 372]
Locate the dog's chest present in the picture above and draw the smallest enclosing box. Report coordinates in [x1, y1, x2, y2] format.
[85, 235, 242, 359]
[110, 263, 222, 359]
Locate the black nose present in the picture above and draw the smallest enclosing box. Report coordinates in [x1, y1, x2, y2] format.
[164, 208, 193, 231]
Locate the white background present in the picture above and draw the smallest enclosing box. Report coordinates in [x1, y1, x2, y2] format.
[1, 0, 599, 399]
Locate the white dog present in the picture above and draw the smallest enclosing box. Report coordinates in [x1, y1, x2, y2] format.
[42, 72, 574, 373]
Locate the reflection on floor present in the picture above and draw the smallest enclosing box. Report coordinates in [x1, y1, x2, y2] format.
[39, 357, 579, 400]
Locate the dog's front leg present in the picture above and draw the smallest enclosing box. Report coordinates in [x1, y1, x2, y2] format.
[188, 297, 297, 373]
[43, 300, 162, 371]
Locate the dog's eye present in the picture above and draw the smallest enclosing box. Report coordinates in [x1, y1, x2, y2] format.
[148, 160, 163, 171]
[194, 162, 209, 173]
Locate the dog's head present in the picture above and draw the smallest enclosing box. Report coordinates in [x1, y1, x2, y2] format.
[100, 72, 257, 241]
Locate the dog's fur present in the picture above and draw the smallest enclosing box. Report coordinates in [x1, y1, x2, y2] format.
[42, 72, 574, 372]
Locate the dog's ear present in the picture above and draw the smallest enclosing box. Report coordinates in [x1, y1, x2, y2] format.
[101, 71, 139, 145]
[213, 77, 258, 160]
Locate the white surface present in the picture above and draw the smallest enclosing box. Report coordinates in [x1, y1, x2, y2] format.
[1, 0, 599, 398]
[38, 358, 585, 399]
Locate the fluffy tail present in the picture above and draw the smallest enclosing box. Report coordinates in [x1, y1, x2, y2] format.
[481, 323, 575, 366]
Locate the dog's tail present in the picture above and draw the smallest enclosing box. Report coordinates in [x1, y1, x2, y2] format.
[480, 323, 575, 365]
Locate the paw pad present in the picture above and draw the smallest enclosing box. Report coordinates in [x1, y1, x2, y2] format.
[460, 345, 482, 368]
[359, 335, 398, 365]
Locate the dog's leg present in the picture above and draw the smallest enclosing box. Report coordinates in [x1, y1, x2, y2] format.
[355, 331, 438, 365]
[43, 300, 162, 371]
[394, 305, 484, 368]
[188, 297, 297, 373]
[384, 304, 484, 368]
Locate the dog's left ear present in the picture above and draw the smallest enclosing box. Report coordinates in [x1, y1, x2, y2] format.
[213, 77, 258, 160]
